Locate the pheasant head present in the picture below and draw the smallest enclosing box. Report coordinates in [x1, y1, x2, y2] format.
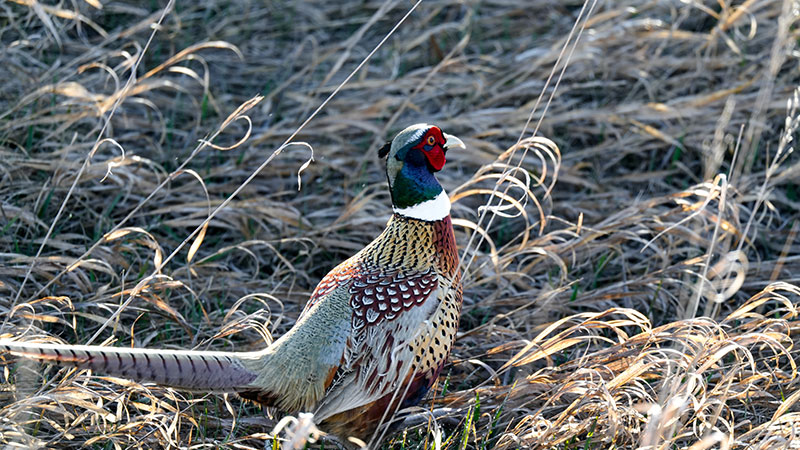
[378, 123, 465, 221]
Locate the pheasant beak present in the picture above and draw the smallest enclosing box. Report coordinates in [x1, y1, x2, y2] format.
[443, 133, 466, 153]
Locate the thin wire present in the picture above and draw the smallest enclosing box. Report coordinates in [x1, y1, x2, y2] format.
[376, 0, 600, 440]
[459, 0, 599, 281]
[27, 102, 252, 303]
[4, 0, 176, 330]
[86, 0, 424, 344]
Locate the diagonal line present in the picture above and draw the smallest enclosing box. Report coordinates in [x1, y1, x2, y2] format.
[85, 0, 424, 345]
[459, 0, 599, 281]
[374, 0, 601, 441]
[382, 0, 601, 435]
[4, 0, 177, 330]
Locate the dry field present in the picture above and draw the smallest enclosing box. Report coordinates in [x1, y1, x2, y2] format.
[1, 0, 799, 448]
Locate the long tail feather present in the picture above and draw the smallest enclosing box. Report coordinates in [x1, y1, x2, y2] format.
[0, 340, 261, 391]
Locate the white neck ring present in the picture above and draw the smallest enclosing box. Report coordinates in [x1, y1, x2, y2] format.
[393, 190, 450, 221]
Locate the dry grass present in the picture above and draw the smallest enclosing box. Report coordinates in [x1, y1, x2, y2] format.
[1, 0, 799, 448]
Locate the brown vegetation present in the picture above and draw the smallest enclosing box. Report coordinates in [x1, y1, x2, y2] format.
[1, 0, 799, 448]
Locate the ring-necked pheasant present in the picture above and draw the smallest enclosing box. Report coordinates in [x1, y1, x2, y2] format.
[0, 123, 465, 444]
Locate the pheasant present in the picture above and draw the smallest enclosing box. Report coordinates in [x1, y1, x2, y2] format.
[0, 123, 465, 445]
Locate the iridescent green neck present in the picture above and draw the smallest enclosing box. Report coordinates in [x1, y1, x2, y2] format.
[390, 163, 443, 210]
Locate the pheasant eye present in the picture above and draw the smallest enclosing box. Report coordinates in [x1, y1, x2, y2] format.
[427, 136, 435, 146]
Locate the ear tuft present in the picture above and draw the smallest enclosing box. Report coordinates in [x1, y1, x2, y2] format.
[377, 141, 391, 159]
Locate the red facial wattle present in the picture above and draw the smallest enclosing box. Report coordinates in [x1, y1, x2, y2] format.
[412, 127, 447, 172]
[425, 148, 446, 171]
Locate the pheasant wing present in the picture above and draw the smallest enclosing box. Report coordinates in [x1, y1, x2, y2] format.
[313, 265, 445, 421]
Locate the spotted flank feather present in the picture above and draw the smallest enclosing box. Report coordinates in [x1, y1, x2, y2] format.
[350, 268, 437, 329]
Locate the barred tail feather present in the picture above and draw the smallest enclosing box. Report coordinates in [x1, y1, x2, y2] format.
[0, 340, 261, 391]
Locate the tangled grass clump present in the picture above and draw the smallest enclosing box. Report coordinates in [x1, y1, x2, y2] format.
[1, 0, 799, 448]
